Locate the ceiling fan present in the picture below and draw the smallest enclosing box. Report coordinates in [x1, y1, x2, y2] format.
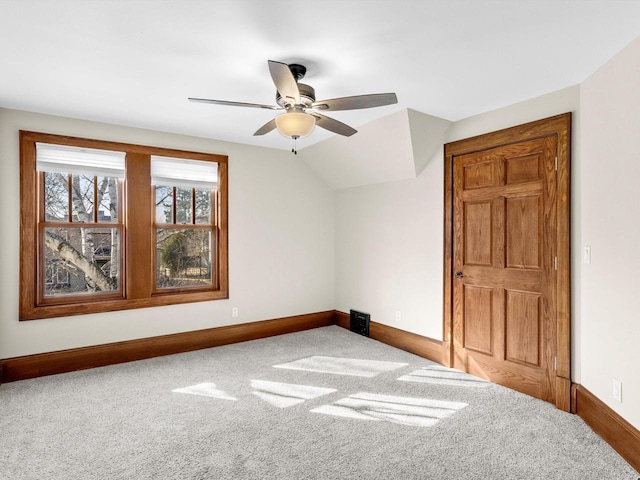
[189, 60, 398, 153]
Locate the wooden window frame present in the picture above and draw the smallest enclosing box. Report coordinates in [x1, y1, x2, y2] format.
[19, 131, 229, 321]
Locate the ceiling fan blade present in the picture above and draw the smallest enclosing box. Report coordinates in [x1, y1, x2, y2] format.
[253, 118, 277, 136]
[312, 93, 398, 111]
[189, 98, 281, 110]
[268, 60, 300, 105]
[311, 113, 357, 137]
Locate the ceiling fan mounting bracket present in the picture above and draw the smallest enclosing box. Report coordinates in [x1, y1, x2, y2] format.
[287, 63, 307, 81]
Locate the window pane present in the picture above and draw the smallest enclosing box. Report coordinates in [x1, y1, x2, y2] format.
[43, 227, 120, 297]
[176, 188, 193, 224]
[97, 176, 119, 222]
[71, 174, 95, 222]
[43, 172, 69, 221]
[155, 186, 173, 223]
[195, 189, 212, 224]
[156, 228, 212, 289]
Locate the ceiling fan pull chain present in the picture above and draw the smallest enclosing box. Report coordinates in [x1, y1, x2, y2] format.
[292, 136, 298, 155]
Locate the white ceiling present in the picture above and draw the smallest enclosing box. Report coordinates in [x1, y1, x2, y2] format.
[2, 0, 640, 151]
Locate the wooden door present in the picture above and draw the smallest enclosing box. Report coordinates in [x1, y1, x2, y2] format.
[443, 113, 572, 411]
[452, 136, 558, 403]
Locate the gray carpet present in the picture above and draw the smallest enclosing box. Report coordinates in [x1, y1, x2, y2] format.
[0, 326, 637, 479]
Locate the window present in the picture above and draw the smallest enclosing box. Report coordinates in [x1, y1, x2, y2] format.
[37, 143, 125, 302]
[19, 131, 228, 320]
[151, 156, 218, 291]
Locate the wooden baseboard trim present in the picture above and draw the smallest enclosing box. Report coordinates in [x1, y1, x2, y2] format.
[334, 310, 444, 363]
[574, 384, 640, 472]
[370, 322, 444, 364]
[0, 311, 335, 383]
[334, 310, 350, 329]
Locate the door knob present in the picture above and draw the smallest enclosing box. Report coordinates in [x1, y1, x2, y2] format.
[455, 271, 463, 278]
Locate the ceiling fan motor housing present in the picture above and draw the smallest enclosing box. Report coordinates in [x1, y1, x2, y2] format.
[276, 83, 316, 108]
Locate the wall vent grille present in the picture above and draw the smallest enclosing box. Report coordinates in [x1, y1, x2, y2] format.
[350, 309, 370, 337]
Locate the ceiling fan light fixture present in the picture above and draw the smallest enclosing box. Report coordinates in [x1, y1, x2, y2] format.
[275, 111, 316, 139]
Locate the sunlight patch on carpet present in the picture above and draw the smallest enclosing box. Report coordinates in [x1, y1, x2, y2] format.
[311, 392, 467, 427]
[273, 356, 408, 377]
[251, 380, 337, 408]
[398, 366, 491, 388]
[172, 382, 237, 400]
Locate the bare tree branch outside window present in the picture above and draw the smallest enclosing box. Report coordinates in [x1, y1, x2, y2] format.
[43, 172, 121, 297]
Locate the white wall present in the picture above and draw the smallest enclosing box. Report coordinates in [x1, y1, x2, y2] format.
[335, 147, 445, 339]
[0, 108, 335, 358]
[579, 35, 640, 429]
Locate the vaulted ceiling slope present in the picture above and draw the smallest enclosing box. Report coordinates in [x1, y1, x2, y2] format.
[302, 109, 452, 190]
[1, 0, 640, 153]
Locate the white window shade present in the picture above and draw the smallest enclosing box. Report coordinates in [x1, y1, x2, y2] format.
[151, 156, 218, 190]
[36, 143, 126, 178]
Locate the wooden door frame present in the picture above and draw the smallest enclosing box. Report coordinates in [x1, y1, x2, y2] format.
[442, 113, 572, 411]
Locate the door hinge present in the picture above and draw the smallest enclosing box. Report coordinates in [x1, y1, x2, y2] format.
[554, 356, 558, 371]
[555, 156, 558, 171]
[554, 256, 558, 270]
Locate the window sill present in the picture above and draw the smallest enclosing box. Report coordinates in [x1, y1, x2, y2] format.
[19, 289, 229, 321]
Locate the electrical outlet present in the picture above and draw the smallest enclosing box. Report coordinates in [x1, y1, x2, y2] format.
[232, 307, 239, 318]
[613, 378, 622, 402]
[395, 310, 401, 323]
